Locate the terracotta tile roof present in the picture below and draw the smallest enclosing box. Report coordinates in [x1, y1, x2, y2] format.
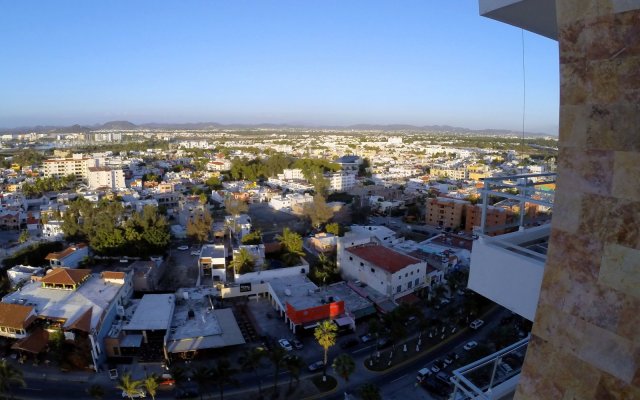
[44, 243, 87, 261]
[11, 328, 49, 354]
[346, 244, 421, 274]
[67, 307, 92, 332]
[0, 303, 35, 330]
[41, 268, 91, 286]
[101, 271, 126, 280]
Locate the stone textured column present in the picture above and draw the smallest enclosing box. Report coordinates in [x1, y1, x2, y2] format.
[515, 1, 640, 399]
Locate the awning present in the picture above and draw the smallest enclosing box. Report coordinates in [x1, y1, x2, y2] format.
[303, 322, 319, 330]
[12, 328, 49, 354]
[334, 316, 354, 327]
[120, 334, 144, 348]
[396, 293, 421, 305]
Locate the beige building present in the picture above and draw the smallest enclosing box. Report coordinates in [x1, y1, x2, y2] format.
[43, 154, 95, 181]
[430, 166, 469, 180]
[87, 166, 126, 190]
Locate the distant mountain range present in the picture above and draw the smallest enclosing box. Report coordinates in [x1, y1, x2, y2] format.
[0, 120, 556, 137]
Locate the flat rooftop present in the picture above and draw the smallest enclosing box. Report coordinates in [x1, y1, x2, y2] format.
[166, 288, 244, 353]
[269, 275, 374, 315]
[2, 273, 124, 331]
[124, 294, 175, 331]
[200, 244, 226, 259]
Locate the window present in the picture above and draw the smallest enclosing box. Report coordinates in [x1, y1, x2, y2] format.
[397, 285, 402, 293]
[415, 278, 419, 286]
[371, 268, 375, 273]
[360, 262, 364, 267]
[407, 281, 412, 289]
[405, 273, 408, 277]
[349, 256, 353, 261]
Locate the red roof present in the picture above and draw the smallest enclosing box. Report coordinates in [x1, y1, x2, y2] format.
[346, 244, 420, 274]
[41, 268, 91, 286]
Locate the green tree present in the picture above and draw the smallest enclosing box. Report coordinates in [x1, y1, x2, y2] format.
[240, 229, 262, 245]
[314, 319, 338, 382]
[210, 358, 238, 400]
[285, 355, 305, 392]
[191, 366, 211, 400]
[302, 195, 334, 229]
[0, 360, 25, 399]
[18, 230, 29, 244]
[231, 248, 255, 275]
[239, 348, 265, 396]
[143, 375, 158, 400]
[86, 383, 105, 399]
[116, 373, 143, 400]
[186, 209, 212, 244]
[268, 347, 287, 396]
[276, 228, 304, 266]
[205, 176, 223, 190]
[224, 197, 248, 216]
[359, 383, 381, 400]
[332, 354, 355, 382]
[325, 222, 341, 236]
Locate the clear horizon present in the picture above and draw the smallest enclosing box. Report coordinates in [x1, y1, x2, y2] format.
[0, 1, 559, 134]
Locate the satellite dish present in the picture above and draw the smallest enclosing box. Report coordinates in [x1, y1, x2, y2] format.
[285, 288, 292, 296]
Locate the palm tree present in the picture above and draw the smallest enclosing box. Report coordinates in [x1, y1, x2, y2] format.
[276, 228, 304, 266]
[268, 346, 287, 396]
[191, 366, 211, 400]
[359, 383, 381, 400]
[239, 348, 265, 396]
[231, 248, 255, 275]
[210, 358, 238, 400]
[314, 319, 337, 381]
[284, 355, 305, 392]
[143, 375, 159, 400]
[0, 361, 25, 399]
[332, 354, 355, 382]
[116, 373, 143, 400]
[86, 384, 105, 399]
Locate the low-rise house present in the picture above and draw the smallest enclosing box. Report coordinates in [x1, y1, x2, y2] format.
[6, 265, 44, 288]
[41, 220, 64, 241]
[199, 244, 227, 281]
[2, 268, 133, 370]
[44, 243, 89, 268]
[0, 303, 37, 339]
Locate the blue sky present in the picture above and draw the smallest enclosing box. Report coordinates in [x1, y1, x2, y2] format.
[0, 1, 559, 134]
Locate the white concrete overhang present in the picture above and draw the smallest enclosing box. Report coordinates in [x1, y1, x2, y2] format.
[479, 0, 558, 40]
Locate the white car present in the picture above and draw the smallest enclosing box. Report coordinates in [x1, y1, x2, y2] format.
[177, 245, 189, 251]
[191, 250, 200, 256]
[121, 389, 146, 398]
[463, 341, 478, 351]
[278, 338, 293, 351]
[469, 319, 484, 329]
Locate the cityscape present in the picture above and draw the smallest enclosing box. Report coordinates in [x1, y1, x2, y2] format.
[0, 1, 638, 400]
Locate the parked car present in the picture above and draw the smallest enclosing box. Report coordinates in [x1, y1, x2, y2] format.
[403, 316, 417, 326]
[416, 368, 432, 383]
[431, 363, 441, 373]
[360, 334, 374, 343]
[108, 369, 118, 380]
[470, 319, 484, 329]
[308, 361, 324, 372]
[443, 355, 453, 366]
[291, 338, 304, 350]
[463, 341, 478, 351]
[190, 250, 200, 256]
[177, 245, 189, 251]
[340, 338, 360, 349]
[278, 338, 293, 351]
[377, 337, 392, 348]
[436, 371, 451, 385]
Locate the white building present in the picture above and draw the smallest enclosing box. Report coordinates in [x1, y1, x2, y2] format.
[87, 167, 126, 190]
[328, 173, 356, 192]
[278, 169, 305, 180]
[45, 244, 89, 269]
[339, 242, 427, 300]
[41, 220, 64, 241]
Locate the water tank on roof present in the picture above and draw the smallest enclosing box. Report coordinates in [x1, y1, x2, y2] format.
[183, 291, 189, 300]
[284, 288, 292, 296]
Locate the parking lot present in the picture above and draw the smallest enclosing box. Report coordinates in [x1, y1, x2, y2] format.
[248, 203, 309, 242]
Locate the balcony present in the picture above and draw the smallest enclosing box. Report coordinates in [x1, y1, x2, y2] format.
[450, 336, 529, 400]
[468, 174, 555, 321]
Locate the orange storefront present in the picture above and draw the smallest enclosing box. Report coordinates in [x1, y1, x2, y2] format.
[285, 300, 345, 326]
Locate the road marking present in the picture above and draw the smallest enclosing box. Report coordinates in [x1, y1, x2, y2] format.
[390, 374, 407, 383]
[352, 345, 376, 354]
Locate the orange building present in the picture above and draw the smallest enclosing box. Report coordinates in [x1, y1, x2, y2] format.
[465, 204, 508, 235]
[425, 197, 470, 229]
